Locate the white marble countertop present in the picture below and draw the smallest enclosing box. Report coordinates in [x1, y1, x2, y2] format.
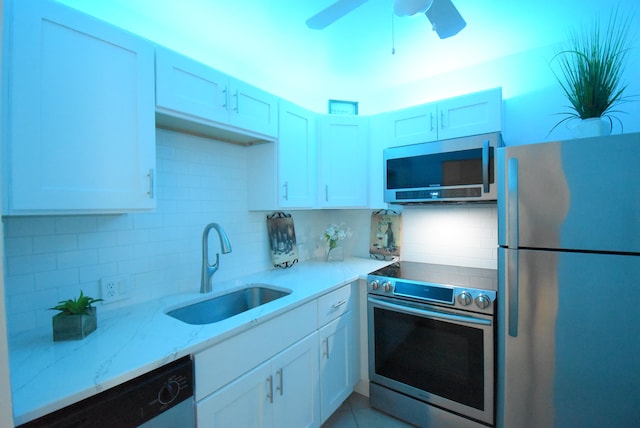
[9, 257, 389, 425]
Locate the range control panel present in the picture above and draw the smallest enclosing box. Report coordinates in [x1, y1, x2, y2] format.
[368, 275, 496, 315]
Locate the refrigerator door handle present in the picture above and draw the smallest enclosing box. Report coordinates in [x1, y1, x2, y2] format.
[482, 140, 490, 193]
[507, 158, 519, 248]
[507, 157, 519, 337]
[507, 250, 519, 337]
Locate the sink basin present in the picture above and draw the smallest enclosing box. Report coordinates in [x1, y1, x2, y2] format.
[167, 285, 291, 325]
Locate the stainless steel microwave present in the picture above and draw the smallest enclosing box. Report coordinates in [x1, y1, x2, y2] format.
[384, 132, 503, 204]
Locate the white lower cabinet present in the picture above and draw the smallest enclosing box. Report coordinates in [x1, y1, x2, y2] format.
[317, 283, 357, 423]
[195, 284, 358, 428]
[319, 312, 354, 423]
[196, 332, 320, 428]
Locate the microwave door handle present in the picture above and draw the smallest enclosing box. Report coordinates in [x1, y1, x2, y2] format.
[482, 140, 490, 193]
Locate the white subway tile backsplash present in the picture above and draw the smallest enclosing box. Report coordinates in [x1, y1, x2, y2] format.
[54, 216, 98, 234]
[34, 268, 79, 291]
[57, 249, 99, 269]
[33, 234, 78, 254]
[7, 254, 57, 277]
[5, 217, 56, 237]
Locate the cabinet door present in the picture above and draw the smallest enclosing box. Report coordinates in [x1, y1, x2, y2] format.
[228, 79, 278, 138]
[385, 103, 438, 147]
[437, 88, 502, 140]
[317, 116, 368, 208]
[272, 333, 320, 428]
[155, 46, 229, 124]
[196, 361, 273, 428]
[6, 0, 155, 213]
[319, 312, 353, 423]
[278, 101, 317, 208]
[368, 113, 390, 209]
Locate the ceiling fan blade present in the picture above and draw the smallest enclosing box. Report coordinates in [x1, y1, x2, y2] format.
[425, 0, 466, 39]
[306, 0, 369, 30]
[393, 0, 433, 17]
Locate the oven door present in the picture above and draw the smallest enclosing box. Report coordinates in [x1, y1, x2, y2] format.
[368, 295, 494, 425]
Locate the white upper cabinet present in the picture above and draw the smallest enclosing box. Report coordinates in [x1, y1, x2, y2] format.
[384, 88, 502, 148]
[317, 115, 369, 208]
[155, 46, 229, 124]
[277, 101, 317, 208]
[384, 103, 438, 147]
[155, 47, 278, 143]
[437, 88, 502, 140]
[3, 0, 156, 214]
[247, 100, 317, 210]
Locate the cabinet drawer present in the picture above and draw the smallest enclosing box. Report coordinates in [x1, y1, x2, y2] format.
[318, 284, 352, 327]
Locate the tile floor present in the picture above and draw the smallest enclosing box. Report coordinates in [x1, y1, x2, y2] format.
[322, 392, 415, 428]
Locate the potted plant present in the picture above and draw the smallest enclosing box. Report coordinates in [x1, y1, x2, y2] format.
[549, 8, 634, 137]
[50, 291, 102, 341]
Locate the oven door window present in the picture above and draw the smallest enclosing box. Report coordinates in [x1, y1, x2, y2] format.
[373, 306, 485, 410]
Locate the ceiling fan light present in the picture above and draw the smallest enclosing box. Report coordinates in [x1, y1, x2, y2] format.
[393, 0, 433, 17]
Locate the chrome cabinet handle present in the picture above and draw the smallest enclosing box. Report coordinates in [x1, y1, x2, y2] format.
[332, 300, 347, 309]
[233, 89, 239, 112]
[325, 185, 329, 202]
[440, 110, 445, 129]
[429, 112, 434, 131]
[147, 168, 154, 199]
[322, 338, 329, 359]
[282, 181, 288, 201]
[267, 375, 273, 403]
[276, 368, 283, 396]
[221, 85, 228, 110]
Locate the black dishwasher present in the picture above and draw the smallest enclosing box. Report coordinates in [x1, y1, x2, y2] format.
[18, 356, 194, 428]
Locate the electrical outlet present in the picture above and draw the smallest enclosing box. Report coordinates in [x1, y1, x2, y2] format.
[100, 276, 129, 304]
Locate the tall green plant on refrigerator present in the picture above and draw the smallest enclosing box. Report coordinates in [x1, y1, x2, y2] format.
[550, 8, 634, 137]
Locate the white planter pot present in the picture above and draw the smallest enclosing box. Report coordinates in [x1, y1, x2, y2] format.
[569, 117, 612, 138]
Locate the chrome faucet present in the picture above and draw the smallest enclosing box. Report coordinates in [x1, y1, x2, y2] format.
[200, 223, 232, 293]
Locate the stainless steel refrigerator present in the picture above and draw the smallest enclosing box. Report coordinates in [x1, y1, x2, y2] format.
[497, 133, 640, 428]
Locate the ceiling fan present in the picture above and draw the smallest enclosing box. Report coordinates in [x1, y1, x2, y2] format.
[306, 0, 466, 39]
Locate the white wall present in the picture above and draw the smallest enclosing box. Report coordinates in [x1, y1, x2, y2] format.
[359, 41, 640, 146]
[0, 0, 16, 423]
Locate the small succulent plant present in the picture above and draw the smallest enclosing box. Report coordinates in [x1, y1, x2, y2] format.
[50, 290, 102, 316]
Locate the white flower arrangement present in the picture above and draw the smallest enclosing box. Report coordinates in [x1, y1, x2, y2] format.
[324, 223, 352, 249]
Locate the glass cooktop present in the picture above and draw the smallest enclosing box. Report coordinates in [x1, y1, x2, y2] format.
[369, 261, 497, 291]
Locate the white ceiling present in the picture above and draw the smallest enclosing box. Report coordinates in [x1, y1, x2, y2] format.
[55, 0, 637, 111]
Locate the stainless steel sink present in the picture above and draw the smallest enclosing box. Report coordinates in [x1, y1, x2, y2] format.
[166, 285, 291, 325]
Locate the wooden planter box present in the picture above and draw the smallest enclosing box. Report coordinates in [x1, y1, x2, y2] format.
[52, 307, 97, 341]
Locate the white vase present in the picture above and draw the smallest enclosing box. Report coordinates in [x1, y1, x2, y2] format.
[568, 117, 612, 139]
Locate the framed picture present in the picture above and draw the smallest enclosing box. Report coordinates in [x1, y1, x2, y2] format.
[267, 212, 298, 268]
[328, 99, 359, 115]
[369, 210, 401, 260]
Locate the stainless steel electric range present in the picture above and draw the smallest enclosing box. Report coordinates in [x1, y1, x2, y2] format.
[367, 261, 497, 427]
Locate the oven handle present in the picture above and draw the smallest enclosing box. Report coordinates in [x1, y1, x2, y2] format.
[368, 297, 492, 326]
